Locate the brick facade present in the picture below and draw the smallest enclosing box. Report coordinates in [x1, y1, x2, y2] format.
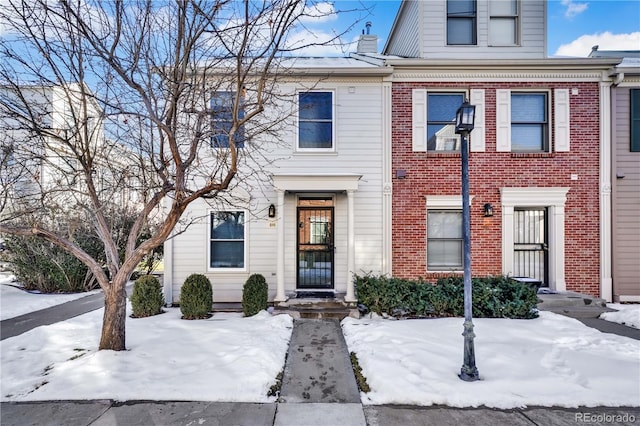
[391, 81, 601, 297]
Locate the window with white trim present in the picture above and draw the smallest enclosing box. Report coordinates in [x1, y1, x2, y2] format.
[298, 91, 333, 150]
[427, 210, 463, 270]
[211, 91, 244, 148]
[489, 0, 519, 46]
[427, 92, 466, 151]
[210, 211, 245, 269]
[511, 92, 548, 152]
[447, 0, 477, 45]
[496, 89, 569, 153]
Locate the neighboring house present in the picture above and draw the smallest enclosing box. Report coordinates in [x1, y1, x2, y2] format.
[590, 47, 640, 302]
[370, 0, 620, 299]
[162, 55, 393, 304]
[0, 83, 144, 217]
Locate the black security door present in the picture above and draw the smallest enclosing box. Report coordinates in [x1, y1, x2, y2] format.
[514, 208, 549, 285]
[297, 207, 334, 289]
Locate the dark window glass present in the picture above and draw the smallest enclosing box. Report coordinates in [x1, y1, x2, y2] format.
[447, 0, 477, 45]
[210, 211, 245, 268]
[298, 92, 333, 149]
[211, 92, 245, 148]
[631, 89, 640, 152]
[427, 93, 465, 151]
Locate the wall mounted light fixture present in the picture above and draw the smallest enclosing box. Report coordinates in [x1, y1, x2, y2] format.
[483, 203, 494, 217]
[268, 204, 276, 218]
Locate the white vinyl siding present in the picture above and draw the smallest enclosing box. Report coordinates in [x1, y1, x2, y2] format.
[385, 0, 421, 57]
[412, 89, 486, 152]
[167, 81, 386, 302]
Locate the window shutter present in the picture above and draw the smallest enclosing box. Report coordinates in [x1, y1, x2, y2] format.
[554, 89, 570, 152]
[412, 89, 427, 152]
[496, 89, 511, 152]
[470, 89, 485, 152]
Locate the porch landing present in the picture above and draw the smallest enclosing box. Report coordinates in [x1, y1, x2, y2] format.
[274, 293, 359, 320]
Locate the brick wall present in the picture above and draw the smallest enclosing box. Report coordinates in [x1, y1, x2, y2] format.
[391, 81, 601, 297]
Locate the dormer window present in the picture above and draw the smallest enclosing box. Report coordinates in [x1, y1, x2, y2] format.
[489, 0, 519, 46]
[447, 0, 477, 45]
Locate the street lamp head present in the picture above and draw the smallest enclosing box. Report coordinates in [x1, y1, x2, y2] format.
[455, 100, 476, 134]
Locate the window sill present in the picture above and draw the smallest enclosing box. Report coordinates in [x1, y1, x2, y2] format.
[510, 152, 556, 158]
[425, 152, 461, 158]
[294, 151, 338, 156]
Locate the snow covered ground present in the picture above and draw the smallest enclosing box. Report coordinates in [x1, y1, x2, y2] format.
[1, 278, 639, 408]
[0, 275, 100, 320]
[601, 303, 640, 329]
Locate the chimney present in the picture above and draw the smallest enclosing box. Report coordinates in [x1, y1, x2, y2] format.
[356, 21, 378, 54]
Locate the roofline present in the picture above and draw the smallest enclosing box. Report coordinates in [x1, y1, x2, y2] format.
[382, 0, 410, 55]
[382, 57, 622, 70]
[280, 65, 393, 77]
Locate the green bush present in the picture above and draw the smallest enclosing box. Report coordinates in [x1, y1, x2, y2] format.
[180, 274, 213, 319]
[3, 234, 102, 293]
[242, 273, 268, 316]
[130, 275, 164, 318]
[354, 274, 538, 319]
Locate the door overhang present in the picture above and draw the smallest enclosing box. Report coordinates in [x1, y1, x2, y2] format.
[272, 173, 361, 193]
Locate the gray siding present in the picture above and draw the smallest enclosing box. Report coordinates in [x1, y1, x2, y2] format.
[612, 86, 640, 299]
[385, 1, 420, 57]
[387, 0, 546, 59]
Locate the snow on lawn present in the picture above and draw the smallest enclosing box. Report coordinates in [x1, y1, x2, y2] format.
[1, 305, 293, 402]
[601, 304, 640, 329]
[0, 275, 101, 320]
[342, 312, 640, 409]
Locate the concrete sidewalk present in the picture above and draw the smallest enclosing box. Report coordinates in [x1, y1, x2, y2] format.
[2, 396, 639, 425]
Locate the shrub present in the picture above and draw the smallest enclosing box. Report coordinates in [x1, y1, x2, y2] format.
[130, 275, 164, 318]
[3, 234, 101, 293]
[354, 274, 538, 319]
[180, 274, 213, 319]
[242, 273, 268, 316]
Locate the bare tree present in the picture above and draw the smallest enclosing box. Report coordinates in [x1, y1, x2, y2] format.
[0, 0, 364, 350]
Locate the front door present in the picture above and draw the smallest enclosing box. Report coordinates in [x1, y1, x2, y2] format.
[297, 202, 334, 289]
[514, 208, 549, 286]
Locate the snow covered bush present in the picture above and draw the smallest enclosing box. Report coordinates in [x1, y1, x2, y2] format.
[242, 273, 268, 317]
[130, 275, 164, 318]
[179, 274, 213, 319]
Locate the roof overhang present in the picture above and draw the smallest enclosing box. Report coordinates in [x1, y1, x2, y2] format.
[272, 173, 361, 193]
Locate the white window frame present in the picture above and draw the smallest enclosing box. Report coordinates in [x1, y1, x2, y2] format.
[425, 195, 474, 273]
[496, 88, 570, 153]
[412, 89, 486, 152]
[488, 0, 519, 46]
[296, 90, 336, 153]
[208, 209, 248, 272]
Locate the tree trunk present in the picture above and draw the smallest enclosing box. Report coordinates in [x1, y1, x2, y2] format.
[99, 281, 128, 351]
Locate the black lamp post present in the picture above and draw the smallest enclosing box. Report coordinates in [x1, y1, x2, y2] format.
[455, 99, 479, 382]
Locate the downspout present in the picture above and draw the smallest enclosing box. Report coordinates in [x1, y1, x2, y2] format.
[599, 77, 613, 302]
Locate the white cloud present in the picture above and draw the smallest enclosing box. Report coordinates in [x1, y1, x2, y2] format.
[561, 0, 588, 19]
[554, 31, 640, 57]
[299, 2, 338, 24]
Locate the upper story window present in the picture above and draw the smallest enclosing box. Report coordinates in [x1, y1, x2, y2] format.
[298, 91, 334, 150]
[631, 89, 640, 152]
[489, 0, 519, 46]
[447, 0, 477, 45]
[210, 211, 245, 269]
[427, 92, 466, 151]
[211, 91, 244, 149]
[511, 92, 548, 152]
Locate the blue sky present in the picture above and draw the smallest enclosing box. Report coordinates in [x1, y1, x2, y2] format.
[301, 0, 640, 57]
